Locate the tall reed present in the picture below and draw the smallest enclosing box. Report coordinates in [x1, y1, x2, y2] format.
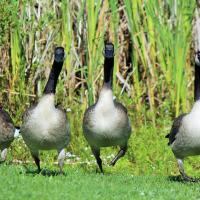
[0, 0, 196, 124]
[124, 0, 195, 120]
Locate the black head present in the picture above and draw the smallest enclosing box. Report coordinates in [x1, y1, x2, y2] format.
[54, 47, 65, 63]
[103, 43, 114, 85]
[104, 43, 114, 58]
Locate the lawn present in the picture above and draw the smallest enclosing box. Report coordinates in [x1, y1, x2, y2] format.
[0, 164, 200, 200]
[0, 119, 200, 200]
[0, 1, 200, 199]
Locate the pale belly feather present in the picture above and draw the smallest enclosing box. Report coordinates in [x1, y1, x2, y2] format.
[172, 114, 200, 157]
[22, 105, 69, 151]
[84, 109, 130, 147]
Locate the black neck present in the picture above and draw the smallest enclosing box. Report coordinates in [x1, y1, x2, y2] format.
[104, 57, 114, 88]
[43, 61, 63, 94]
[194, 64, 200, 101]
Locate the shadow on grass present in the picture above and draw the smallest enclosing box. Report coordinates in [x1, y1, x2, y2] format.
[0, 161, 6, 165]
[168, 175, 184, 182]
[79, 162, 113, 176]
[21, 165, 66, 177]
[168, 175, 200, 183]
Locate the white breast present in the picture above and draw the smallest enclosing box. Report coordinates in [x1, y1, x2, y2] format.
[183, 101, 200, 138]
[176, 101, 200, 153]
[94, 89, 117, 131]
[22, 94, 69, 150]
[94, 106, 119, 133]
[28, 95, 60, 136]
[91, 88, 128, 137]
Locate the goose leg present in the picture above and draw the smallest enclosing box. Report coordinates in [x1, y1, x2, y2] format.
[177, 158, 196, 182]
[110, 144, 127, 166]
[58, 149, 65, 174]
[91, 147, 103, 173]
[0, 148, 8, 162]
[31, 151, 41, 173]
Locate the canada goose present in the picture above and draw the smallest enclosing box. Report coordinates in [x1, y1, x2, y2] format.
[21, 47, 70, 173]
[166, 51, 200, 181]
[0, 107, 20, 162]
[83, 43, 132, 173]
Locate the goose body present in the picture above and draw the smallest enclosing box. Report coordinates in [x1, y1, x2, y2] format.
[83, 43, 132, 173]
[169, 101, 200, 157]
[22, 94, 70, 151]
[83, 87, 131, 148]
[0, 108, 19, 161]
[166, 51, 200, 181]
[21, 47, 70, 173]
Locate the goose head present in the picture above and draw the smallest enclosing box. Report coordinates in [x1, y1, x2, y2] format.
[54, 47, 65, 63]
[104, 43, 114, 58]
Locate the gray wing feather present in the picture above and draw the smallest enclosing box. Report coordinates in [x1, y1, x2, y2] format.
[166, 113, 187, 145]
[114, 101, 128, 114]
[0, 109, 13, 125]
[83, 104, 96, 126]
[0, 109, 15, 147]
[22, 104, 37, 122]
[114, 101, 132, 134]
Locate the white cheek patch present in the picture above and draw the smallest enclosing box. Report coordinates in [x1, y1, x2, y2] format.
[195, 55, 200, 66]
[14, 128, 20, 138]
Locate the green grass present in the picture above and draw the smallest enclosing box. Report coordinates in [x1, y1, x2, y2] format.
[1, 164, 200, 200]
[7, 117, 200, 178]
[1, 1, 200, 199]
[3, 113, 200, 200]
